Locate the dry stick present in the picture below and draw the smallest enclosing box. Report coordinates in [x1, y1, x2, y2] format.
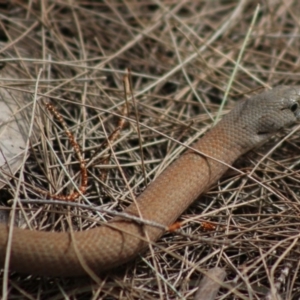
[18, 197, 231, 246]
[37, 103, 88, 201]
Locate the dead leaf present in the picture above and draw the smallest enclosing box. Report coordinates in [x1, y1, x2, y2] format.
[0, 84, 38, 189]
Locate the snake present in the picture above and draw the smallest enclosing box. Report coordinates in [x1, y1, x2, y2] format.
[0, 85, 300, 276]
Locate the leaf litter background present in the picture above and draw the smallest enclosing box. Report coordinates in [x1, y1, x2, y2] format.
[1, 0, 300, 299]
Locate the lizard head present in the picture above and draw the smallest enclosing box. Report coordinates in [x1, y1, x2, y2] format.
[255, 85, 300, 134]
[224, 86, 300, 150]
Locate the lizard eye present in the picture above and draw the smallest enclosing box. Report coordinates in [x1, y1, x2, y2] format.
[290, 102, 298, 112]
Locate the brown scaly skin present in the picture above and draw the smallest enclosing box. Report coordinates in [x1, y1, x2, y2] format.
[0, 86, 300, 276]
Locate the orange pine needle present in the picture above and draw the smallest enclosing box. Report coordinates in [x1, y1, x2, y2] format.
[40, 103, 88, 201]
[168, 222, 182, 232]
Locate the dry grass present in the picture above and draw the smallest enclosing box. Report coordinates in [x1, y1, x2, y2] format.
[1, 0, 300, 299]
